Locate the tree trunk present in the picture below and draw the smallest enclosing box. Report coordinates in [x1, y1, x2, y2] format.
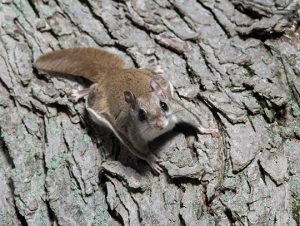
[0, 0, 300, 225]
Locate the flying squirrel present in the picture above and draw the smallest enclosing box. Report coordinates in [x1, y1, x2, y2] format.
[34, 48, 220, 174]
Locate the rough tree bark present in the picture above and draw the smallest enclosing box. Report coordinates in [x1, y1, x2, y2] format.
[0, 0, 300, 225]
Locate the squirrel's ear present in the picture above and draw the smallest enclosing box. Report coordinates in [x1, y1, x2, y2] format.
[150, 79, 165, 98]
[124, 91, 137, 109]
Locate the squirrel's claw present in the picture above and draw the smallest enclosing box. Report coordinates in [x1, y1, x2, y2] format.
[146, 154, 164, 175]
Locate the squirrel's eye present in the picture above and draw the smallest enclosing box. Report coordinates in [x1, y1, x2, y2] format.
[138, 109, 147, 121]
[160, 101, 168, 112]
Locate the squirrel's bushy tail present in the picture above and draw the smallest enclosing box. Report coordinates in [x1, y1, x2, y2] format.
[34, 48, 125, 83]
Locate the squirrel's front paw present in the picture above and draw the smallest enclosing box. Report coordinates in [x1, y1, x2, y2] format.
[210, 130, 220, 138]
[146, 154, 164, 175]
[70, 89, 81, 102]
[197, 127, 220, 138]
[70, 88, 90, 102]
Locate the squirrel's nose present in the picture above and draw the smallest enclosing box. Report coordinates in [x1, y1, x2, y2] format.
[155, 117, 164, 130]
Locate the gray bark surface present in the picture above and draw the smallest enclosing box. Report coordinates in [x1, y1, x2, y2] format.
[0, 0, 299, 225]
